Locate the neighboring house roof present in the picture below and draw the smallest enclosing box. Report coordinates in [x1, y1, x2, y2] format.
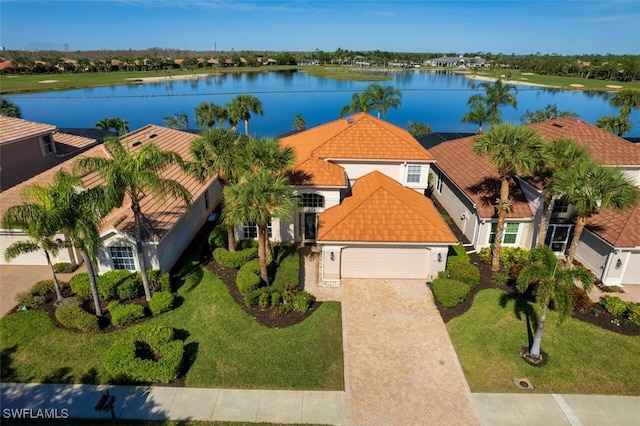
[318, 170, 457, 244]
[50, 131, 100, 156]
[587, 204, 640, 248]
[415, 132, 475, 150]
[0, 116, 56, 144]
[1, 125, 214, 243]
[429, 135, 533, 219]
[280, 112, 433, 186]
[528, 117, 640, 166]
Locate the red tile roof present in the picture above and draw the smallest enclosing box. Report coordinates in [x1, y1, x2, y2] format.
[318, 171, 456, 244]
[587, 202, 640, 248]
[281, 112, 433, 186]
[0, 116, 56, 145]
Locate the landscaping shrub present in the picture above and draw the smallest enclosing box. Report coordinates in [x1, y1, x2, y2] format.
[15, 291, 45, 308]
[272, 250, 300, 288]
[292, 291, 312, 313]
[31, 280, 56, 296]
[236, 258, 263, 295]
[270, 292, 281, 308]
[53, 262, 77, 273]
[100, 270, 136, 300]
[449, 243, 470, 261]
[69, 273, 92, 298]
[208, 224, 228, 250]
[600, 295, 628, 317]
[148, 291, 174, 315]
[258, 292, 270, 309]
[160, 273, 172, 293]
[432, 278, 471, 308]
[116, 275, 141, 300]
[570, 286, 592, 314]
[55, 304, 99, 332]
[477, 246, 529, 271]
[627, 304, 640, 326]
[108, 301, 145, 326]
[213, 246, 258, 269]
[103, 324, 183, 383]
[444, 257, 480, 289]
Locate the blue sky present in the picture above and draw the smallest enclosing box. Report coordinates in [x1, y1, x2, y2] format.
[1, 0, 639, 55]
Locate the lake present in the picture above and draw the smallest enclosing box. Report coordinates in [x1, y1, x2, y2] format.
[6, 70, 640, 137]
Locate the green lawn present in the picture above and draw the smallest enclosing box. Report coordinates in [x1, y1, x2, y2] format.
[0, 258, 344, 390]
[447, 288, 640, 395]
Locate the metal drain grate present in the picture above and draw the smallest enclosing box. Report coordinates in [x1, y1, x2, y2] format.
[514, 378, 534, 390]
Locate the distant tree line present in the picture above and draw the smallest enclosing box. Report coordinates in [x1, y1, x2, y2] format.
[2, 48, 639, 82]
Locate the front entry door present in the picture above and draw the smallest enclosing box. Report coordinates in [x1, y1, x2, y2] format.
[546, 224, 573, 255]
[304, 213, 317, 241]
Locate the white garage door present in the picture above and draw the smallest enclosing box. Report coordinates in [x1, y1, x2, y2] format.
[0, 235, 48, 266]
[341, 247, 429, 279]
[622, 253, 640, 285]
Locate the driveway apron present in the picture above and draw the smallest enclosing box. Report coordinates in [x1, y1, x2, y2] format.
[342, 279, 482, 426]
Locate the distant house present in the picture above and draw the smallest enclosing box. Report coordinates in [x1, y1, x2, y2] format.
[0, 125, 222, 275]
[276, 113, 456, 282]
[428, 117, 640, 287]
[0, 116, 101, 192]
[423, 55, 489, 68]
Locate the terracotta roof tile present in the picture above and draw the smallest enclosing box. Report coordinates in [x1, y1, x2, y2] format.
[52, 131, 98, 156]
[318, 171, 456, 244]
[587, 200, 640, 248]
[281, 113, 433, 186]
[0, 116, 56, 144]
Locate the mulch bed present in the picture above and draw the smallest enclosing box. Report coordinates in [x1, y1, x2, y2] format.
[205, 256, 321, 329]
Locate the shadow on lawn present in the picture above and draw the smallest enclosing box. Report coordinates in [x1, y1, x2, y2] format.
[499, 292, 539, 349]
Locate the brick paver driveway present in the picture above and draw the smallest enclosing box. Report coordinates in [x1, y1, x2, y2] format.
[342, 279, 482, 426]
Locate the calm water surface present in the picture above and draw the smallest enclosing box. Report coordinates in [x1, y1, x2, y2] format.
[7, 70, 639, 137]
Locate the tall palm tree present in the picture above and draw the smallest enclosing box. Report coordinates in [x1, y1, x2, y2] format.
[516, 245, 594, 360]
[363, 83, 402, 118]
[50, 170, 112, 316]
[184, 127, 244, 251]
[223, 170, 298, 284]
[465, 79, 517, 131]
[520, 104, 579, 124]
[339, 92, 372, 118]
[74, 135, 192, 301]
[0, 97, 22, 118]
[95, 117, 130, 135]
[194, 101, 227, 129]
[474, 123, 547, 271]
[226, 94, 263, 135]
[163, 112, 189, 130]
[610, 90, 640, 118]
[596, 115, 632, 137]
[552, 160, 639, 266]
[292, 114, 306, 131]
[536, 138, 590, 246]
[461, 98, 488, 133]
[2, 182, 66, 301]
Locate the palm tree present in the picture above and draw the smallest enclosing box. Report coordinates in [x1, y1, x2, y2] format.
[465, 79, 517, 131]
[407, 120, 431, 136]
[184, 127, 244, 251]
[226, 94, 263, 135]
[163, 112, 189, 130]
[461, 98, 489, 133]
[516, 245, 594, 360]
[95, 117, 130, 135]
[363, 83, 402, 118]
[610, 90, 640, 118]
[520, 104, 579, 124]
[552, 160, 639, 266]
[50, 170, 112, 316]
[74, 135, 192, 301]
[292, 114, 306, 131]
[339, 92, 372, 118]
[596, 115, 632, 137]
[536, 138, 590, 246]
[0, 97, 22, 118]
[2, 182, 67, 301]
[473, 123, 547, 271]
[223, 170, 298, 284]
[194, 101, 227, 129]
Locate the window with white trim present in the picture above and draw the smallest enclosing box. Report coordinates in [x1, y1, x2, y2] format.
[551, 199, 569, 216]
[109, 246, 136, 271]
[242, 222, 272, 239]
[436, 170, 443, 193]
[406, 164, 421, 183]
[301, 193, 324, 208]
[40, 135, 54, 156]
[489, 222, 519, 245]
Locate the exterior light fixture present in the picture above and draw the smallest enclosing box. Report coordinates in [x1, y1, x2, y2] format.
[615, 259, 623, 269]
[437, 253, 443, 263]
[330, 251, 335, 261]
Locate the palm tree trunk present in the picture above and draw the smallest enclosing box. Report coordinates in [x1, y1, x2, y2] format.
[530, 304, 547, 358]
[491, 177, 510, 272]
[264, 227, 273, 262]
[227, 224, 236, 252]
[132, 204, 152, 301]
[45, 250, 64, 302]
[566, 216, 586, 267]
[244, 119, 250, 136]
[257, 225, 269, 285]
[536, 190, 554, 246]
[82, 250, 102, 316]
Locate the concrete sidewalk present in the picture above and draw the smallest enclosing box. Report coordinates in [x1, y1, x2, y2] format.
[0, 383, 346, 424]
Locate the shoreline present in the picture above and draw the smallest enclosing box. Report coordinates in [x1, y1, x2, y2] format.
[124, 72, 223, 83]
[462, 73, 561, 89]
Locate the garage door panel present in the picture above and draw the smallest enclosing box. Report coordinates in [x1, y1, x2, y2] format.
[341, 247, 428, 279]
[622, 253, 640, 285]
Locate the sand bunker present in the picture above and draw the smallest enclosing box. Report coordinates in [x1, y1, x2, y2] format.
[38, 80, 59, 83]
[570, 84, 584, 88]
[606, 85, 622, 89]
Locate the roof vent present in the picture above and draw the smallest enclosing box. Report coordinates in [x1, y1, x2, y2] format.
[346, 116, 355, 124]
[552, 123, 564, 128]
[131, 141, 142, 147]
[148, 133, 157, 139]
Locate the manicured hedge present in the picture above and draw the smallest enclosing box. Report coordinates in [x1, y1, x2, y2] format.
[236, 258, 263, 295]
[443, 257, 480, 289]
[149, 291, 174, 315]
[272, 250, 300, 288]
[208, 224, 228, 250]
[108, 301, 145, 326]
[55, 303, 100, 332]
[69, 270, 141, 301]
[31, 280, 57, 296]
[432, 277, 471, 308]
[103, 325, 184, 383]
[213, 246, 258, 269]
